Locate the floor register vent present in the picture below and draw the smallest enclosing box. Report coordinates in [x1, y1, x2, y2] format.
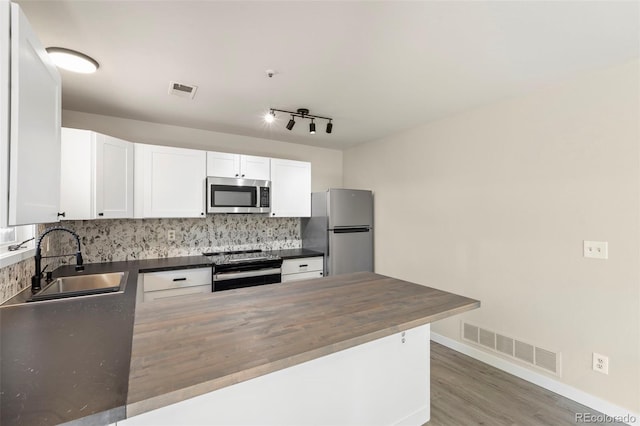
[462, 322, 561, 376]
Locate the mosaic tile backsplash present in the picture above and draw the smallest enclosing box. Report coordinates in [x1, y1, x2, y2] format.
[48, 215, 301, 263]
[0, 216, 301, 302]
[0, 257, 36, 303]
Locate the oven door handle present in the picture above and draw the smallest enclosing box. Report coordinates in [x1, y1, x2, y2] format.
[213, 268, 282, 281]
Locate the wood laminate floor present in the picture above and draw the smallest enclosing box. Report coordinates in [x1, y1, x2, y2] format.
[429, 342, 625, 426]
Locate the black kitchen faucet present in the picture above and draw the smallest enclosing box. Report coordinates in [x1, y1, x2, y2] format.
[31, 226, 84, 294]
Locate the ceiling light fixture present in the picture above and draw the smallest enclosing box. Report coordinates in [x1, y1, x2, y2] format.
[269, 108, 333, 135]
[264, 109, 275, 123]
[45, 47, 99, 74]
[286, 116, 296, 130]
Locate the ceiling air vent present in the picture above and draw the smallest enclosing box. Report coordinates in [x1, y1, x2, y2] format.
[168, 81, 198, 99]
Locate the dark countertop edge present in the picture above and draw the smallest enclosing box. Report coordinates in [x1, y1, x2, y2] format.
[126, 298, 481, 417]
[269, 248, 324, 259]
[59, 406, 125, 426]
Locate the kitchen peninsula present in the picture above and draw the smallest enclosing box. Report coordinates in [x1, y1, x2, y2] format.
[1, 261, 479, 426]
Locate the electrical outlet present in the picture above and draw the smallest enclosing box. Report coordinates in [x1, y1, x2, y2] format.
[593, 353, 609, 374]
[167, 230, 176, 241]
[584, 241, 608, 259]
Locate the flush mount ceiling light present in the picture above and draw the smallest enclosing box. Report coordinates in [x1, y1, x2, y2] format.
[266, 108, 333, 135]
[45, 47, 99, 74]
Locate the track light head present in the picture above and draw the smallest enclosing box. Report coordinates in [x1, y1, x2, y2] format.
[310, 119, 316, 134]
[264, 109, 275, 123]
[286, 116, 295, 130]
[326, 120, 333, 134]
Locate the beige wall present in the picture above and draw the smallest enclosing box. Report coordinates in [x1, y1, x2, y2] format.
[344, 60, 640, 413]
[62, 110, 343, 192]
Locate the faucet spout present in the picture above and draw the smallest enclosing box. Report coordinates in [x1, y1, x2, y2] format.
[31, 227, 84, 294]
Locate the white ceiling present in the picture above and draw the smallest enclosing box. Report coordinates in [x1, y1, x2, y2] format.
[16, 0, 640, 149]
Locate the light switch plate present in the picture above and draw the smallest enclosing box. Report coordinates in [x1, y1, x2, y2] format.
[583, 241, 608, 259]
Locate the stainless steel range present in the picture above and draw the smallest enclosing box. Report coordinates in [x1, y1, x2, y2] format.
[202, 250, 283, 292]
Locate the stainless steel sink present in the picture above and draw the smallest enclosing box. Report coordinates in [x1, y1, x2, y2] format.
[29, 272, 127, 302]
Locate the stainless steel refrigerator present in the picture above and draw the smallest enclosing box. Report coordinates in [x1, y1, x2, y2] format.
[302, 189, 373, 276]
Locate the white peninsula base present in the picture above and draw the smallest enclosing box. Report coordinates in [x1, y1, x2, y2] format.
[118, 324, 430, 426]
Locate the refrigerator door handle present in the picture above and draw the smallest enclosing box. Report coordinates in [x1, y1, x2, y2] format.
[332, 227, 370, 233]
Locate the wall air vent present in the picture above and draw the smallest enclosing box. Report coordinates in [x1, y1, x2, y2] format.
[461, 321, 561, 376]
[168, 81, 198, 99]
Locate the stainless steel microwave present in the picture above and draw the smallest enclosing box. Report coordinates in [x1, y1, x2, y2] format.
[206, 177, 271, 214]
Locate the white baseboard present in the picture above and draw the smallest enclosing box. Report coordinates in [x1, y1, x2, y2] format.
[431, 332, 639, 426]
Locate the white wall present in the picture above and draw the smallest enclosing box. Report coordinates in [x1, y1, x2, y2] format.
[344, 60, 640, 413]
[62, 110, 343, 192]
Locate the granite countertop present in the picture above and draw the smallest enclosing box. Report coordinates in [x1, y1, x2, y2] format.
[0, 251, 478, 426]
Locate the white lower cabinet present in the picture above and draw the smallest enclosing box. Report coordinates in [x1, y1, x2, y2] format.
[269, 158, 311, 217]
[139, 267, 212, 303]
[134, 144, 207, 218]
[117, 324, 430, 426]
[281, 256, 324, 282]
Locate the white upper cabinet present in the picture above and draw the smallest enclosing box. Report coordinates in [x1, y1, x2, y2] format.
[95, 133, 134, 218]
[240, 155, 270, 180]
[0, 1, 10, 228]
[7, 3, 61, 225]
[270, 159, 311, 217]
[60, 128, 134, 220]
[207, 151, 270, 181]
[135, 144, 206, 218]
[206, 152, 239, 178]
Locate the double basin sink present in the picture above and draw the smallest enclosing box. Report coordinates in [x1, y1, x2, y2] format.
[30, 272, 127, 302]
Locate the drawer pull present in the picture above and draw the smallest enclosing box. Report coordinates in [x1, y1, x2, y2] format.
[173, 277, 187, 282]
[299, 264, 308, 267]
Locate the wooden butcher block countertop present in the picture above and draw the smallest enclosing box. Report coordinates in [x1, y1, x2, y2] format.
[127, 271, 480, 416]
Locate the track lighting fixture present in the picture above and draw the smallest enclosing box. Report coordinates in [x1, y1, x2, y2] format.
[266, 108, 333, 135]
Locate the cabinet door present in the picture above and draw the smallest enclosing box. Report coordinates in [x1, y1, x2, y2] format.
[95, 134, 133, 219]
[1, 0, 10, 227]
[240, 155, 270, 180]
[60, 128, 94, 220]
[206, 151, 240, 178]
[270, 159, 311, 217]
[141, 144, 206, 218]
[8, 3, 61, 225]
[143, 284, 211, 302]
[281, 270, 324, 283]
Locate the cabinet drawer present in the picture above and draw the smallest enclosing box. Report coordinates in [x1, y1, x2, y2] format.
[281, 270, 324, 283]
[143, 284, 210, 302]
[143, 267, 212, 292]
[281, 256, 323, 275]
